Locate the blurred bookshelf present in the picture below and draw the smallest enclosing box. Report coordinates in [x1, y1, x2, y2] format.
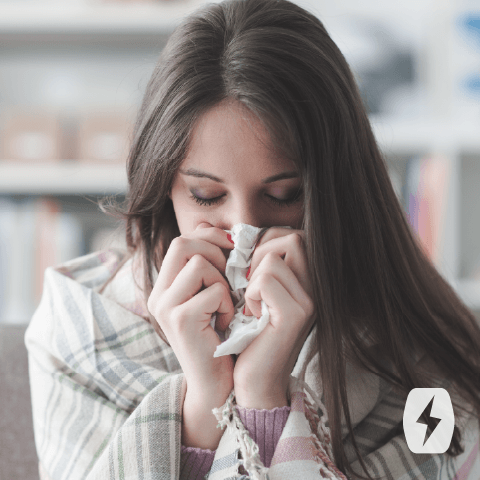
[0, 0, 480, 323]
[0, 1, 213, 35]
[0, 162, 126, 194]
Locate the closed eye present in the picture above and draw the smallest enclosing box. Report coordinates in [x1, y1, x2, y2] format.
[267, 191, 303, 206]
[189, 189, 303, 207]
[188, 193, 222, 206]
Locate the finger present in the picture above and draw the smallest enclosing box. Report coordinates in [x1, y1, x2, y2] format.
[196, 222, 213, 230]
[244, 273, 306, 332]
[176, 281, 235, 334]
[153, 230, 234, 294]
[248, 233, 306, 279]
[189, 223, 235, 250]
[163, 283, 234, 366]
[253, 226, 299, 253]
[192, 222, 236, 263]
[248, 232, 312, 297]
[244, 273, 314, 363]
[244, 252, 313, 319]
[162, 254, 231, 310]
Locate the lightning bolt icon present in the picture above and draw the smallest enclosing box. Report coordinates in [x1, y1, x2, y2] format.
[416, 396, 442, 446]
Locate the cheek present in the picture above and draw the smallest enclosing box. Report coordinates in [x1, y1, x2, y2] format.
[170, 189, 218, 235]
[174, 208, 216, 236]
[277, 211, 303, 233]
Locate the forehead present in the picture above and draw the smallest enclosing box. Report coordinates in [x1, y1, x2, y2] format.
[182, 100, 296, 174]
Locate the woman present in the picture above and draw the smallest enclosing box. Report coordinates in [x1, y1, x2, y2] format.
[25, 0, 480, 479]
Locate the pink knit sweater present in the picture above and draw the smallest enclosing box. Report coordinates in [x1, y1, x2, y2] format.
[180, 405, 291, 480]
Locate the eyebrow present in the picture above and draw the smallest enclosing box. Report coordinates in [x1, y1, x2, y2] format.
[179, 168, 299, 184]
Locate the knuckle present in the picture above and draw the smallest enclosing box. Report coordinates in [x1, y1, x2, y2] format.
[147, 293, 160, 317]
[171, 305, 190, 331]
[292, 303, 307, 324]
[304, 296, 315, 318]
[289, 232, 304, 248]
[264, 251, 279, 265]
[190, 253, 206, 267]
[214, 281, 227, 292]
[148, 301, 167, 328]
[146, 296, 154, 314]
[212, 281, 229, 300]
[170, 236, 188, 251]
[256, 271, 271, 284]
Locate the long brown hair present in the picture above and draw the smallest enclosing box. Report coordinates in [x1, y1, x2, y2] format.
[97, 0, 480, 477]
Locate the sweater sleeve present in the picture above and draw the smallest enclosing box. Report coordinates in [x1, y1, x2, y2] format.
[180, 446, 216, 480]
[180, 405, 290, 479]
[236, 405, 291, 468]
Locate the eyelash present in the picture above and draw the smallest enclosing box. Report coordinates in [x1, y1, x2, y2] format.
[189, 190, 303, 207]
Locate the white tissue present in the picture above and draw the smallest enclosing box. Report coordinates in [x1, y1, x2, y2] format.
[211, 223, 292, 357]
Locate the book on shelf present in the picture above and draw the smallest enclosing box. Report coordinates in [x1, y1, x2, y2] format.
[0, 197, 84, 324]
[403, 154, 451, 271]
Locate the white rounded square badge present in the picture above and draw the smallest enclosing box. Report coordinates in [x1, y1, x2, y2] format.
[403, 388, 455, 454]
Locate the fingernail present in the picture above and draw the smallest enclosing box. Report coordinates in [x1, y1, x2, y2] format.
[227, 233, 234, 244]
[246, 266, 251, 279]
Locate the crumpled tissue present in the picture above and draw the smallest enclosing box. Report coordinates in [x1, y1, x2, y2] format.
[211, 223, 292, 357]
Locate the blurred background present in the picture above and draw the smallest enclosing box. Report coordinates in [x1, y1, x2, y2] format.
[0, 1, 479, 478]
[0, 0, 479, 324]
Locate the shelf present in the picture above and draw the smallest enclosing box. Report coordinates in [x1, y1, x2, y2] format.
[0, 161, 127, 195]
[371, 116, 480, 154]
[0, 1, 221, 36]
[0, 116, 479, 194]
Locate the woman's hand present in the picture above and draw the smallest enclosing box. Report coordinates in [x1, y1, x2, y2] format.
[233, 228, 315, 409]
[146, 222, 236, 449]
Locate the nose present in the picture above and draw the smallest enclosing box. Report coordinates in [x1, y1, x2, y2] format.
[223, 204, 264, 232]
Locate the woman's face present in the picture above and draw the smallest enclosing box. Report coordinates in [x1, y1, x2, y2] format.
[168, 100, 304, 235]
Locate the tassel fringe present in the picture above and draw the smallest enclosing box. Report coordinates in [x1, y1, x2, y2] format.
[300, 379, 349, 480]
[212, 381, 348, 480]
[212, 390, 270, 480]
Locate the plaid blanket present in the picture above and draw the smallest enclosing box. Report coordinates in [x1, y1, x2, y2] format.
[25, 248, 480, 479]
